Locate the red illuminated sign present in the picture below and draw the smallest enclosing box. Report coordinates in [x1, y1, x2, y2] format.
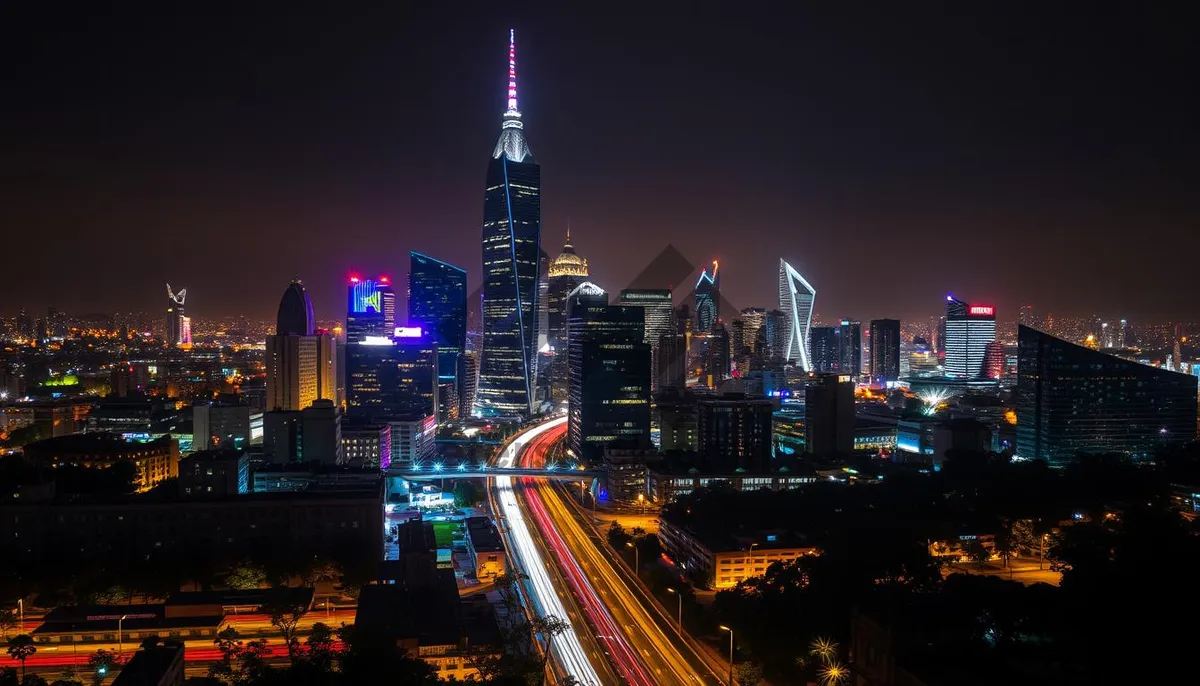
[969, 305, 994, 316]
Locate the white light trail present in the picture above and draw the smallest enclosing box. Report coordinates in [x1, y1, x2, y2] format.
[494, 417, 601, 686]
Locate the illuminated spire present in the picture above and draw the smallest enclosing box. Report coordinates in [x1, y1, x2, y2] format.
[507, 28, 518, 113]
[565, 223, 571, 246]
[493, 28, 532, 162]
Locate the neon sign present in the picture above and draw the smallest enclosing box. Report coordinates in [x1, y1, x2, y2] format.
[969, 305, 994, 316]
[394, 327, 423, 338]
[348, 278, 382, 314]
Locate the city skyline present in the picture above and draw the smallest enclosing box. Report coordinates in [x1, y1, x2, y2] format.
[4, 6, 1197, 323]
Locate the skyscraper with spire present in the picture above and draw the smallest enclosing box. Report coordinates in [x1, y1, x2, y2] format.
[694, 261, 720, 333]
[476, 30, 541, 417]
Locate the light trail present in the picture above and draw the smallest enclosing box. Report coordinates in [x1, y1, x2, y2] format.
[493, 418, 602, 686]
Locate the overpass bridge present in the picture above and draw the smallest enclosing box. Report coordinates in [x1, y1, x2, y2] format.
[389, 464, 603, 482]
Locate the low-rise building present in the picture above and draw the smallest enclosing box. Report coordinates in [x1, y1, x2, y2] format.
[602, 448, 660, 503]
[22, 433, 179, 492]
[1, 485, 382, 568]
[464, 516, 507, 581]
[657, 518, 816, 589]
[111, 644, 185, 686]
[355, 572, 501, 681]
[178, 449, 249, 497]
[647, 459, 818, 503]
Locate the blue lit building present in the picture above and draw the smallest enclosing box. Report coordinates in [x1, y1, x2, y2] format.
[694, 261, 720, 334]
[346, 277, 389, 343]
[477, 30, 541, 418]
[1016, 325, 1197, 464]
[408, 251, 467, 401]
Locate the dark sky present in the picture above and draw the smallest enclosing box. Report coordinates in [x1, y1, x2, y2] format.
[3, 3, 1197, 325]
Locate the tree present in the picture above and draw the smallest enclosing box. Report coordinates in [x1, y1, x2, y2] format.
[733, 662, 764, 685]
[528, 615, 569, 686]
[606, 521, 631, 549]
[237, 639, 274, 684]
[302, 558, 341, 589]
[5, 635, 35, 683]
[301, 622, 336, 673]
[85, 650, 115, 686]
[225, 560, 267, 590]
[209, 626, 243, 684]
[262, 598, 307, 661]
[452, 481, 479, 508]
[964, 539, 991, 571]
[0, 609, 16, 640]
[992, 523, 1016, 568]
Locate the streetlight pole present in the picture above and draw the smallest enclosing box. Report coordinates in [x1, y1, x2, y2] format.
[118, 614, 127, 659]
[748, 543, 758, 579]
[666, 587, 682, 633]
[1039, 533, 1047, 570]
[719, 625, 734, 686]
[626, 541, 639, 576]
[17, 599, 22, 632]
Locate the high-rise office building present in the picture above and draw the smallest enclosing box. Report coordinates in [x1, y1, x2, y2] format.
[378, 278, 397, 333]
[567, 303, 651, 461]
[810, 326, 839, 373]
[266, 334, 336, 412]
[477, 30, 541, 418]
[805, 373, 854, 456]
[763, 309, 788, 362]
[944, 296, 996, 379]
[1016, 326, 1197, 464]
[837, 319, 862, 381]
[546, 227, 589, 353]
[346, 277, 389, 343]
[706, 322, 731, 386]
[277, 280, 315, 336]
[166, 283, 186, 347]
[346, 333, 438, 421]
[619, 289, 673, 391]
[301, 399, 343, 465]
[739, 308, 766, 352]
[778, 259, 816, 371]
[697, 393, 774, 471]
[266, 282, 335, 412]
[656, 332, 687, 391]
[408, 252, 467, 402]
[694, 261, 720, 333]
[869, 319, 901, 385]
[47, 307, 68, 340]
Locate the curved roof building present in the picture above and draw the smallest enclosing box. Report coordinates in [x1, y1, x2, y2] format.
[548, 226, 589, 278]
[276, 279, 315, 336]
[779, 259, 816, 372]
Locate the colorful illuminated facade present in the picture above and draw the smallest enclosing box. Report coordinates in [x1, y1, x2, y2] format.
[346, 276, 390, 343]
[778, 259, 815, 372]
[165, 283, 186, 347]
[477, 30, 541, 417]
[695, 261, 720, 334]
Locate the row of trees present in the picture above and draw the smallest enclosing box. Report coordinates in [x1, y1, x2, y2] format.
[6, 634, 114, 686]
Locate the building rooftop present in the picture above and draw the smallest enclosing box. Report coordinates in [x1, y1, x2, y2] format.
[355, 571, 463, 648]
[465, 516, 503, 552]
[24, 432, 175, 457]
[111, 645, 183, 686]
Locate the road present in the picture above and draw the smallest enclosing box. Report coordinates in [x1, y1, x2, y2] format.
[491, 417, 607, 686]
[515, 422, 725, 685]
[0, 608, 354, 673]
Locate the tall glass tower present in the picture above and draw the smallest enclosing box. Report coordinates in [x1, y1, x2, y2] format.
[477, 30, 541, 418]
[408, 251, 468, 395]
[694, 261, 720, 333]
[778, 259, 816, 372]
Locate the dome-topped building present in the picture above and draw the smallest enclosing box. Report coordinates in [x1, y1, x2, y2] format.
[548, 226, 589, 278]
[276, 279, 315, 336]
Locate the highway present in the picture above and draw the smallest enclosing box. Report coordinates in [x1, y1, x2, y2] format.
[518, 423, 725, 686]
[491, 417, 605, 685]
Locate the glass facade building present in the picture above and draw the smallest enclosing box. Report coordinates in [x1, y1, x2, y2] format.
[1015, 325, 1197, 464]
[477, 31, 541, 418]
[944, 295, 995, 379]
[694, 261, 720, 334]
[619, 288, 674, 391]
[778, 259, 816, 372]
[408, 251, 467, 398]
[567, 303, 651, 461]
[838, 319, 862, 381]
[810, 326, 839, 373]
[869, 318, 901, 385]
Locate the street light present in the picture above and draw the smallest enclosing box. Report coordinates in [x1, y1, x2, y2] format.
[718, 625, 735, 686]
[117, 614, 128, 658]
[17, 599, 22, 631]
[626, 541, 639, 576]
[637, 492, 645, 515]
[748, 543, 758, 579]
[665, 587, 682, 633]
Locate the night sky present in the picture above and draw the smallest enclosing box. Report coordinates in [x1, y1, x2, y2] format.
[3, 4, 1197, 324]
